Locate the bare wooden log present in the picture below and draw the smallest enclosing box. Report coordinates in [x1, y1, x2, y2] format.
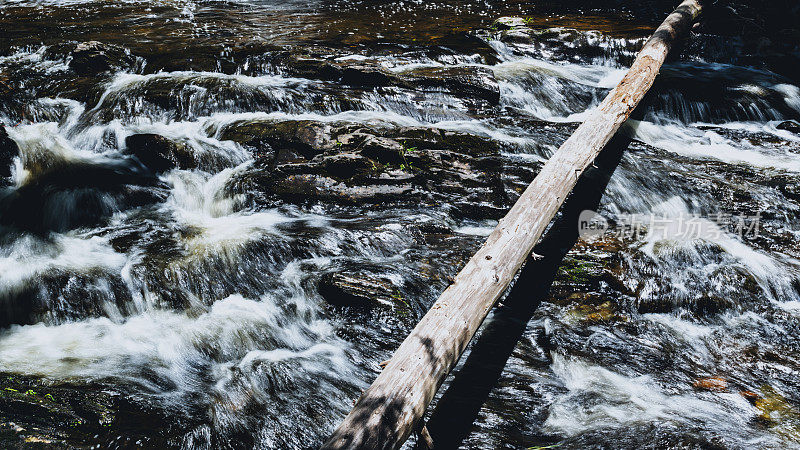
[322, 2, 703, 449]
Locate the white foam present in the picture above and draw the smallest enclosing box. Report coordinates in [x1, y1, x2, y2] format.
[543, 354, 771, 445]
[0, 294, 353, 400]
[625, 119, 800, 172]
[5, 122, 105, 185]
[495, 58, 625, 90]
[159, 165, 329, 257]
[0, 234, 126, 297]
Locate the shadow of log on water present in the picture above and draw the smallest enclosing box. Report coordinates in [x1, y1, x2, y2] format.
[420, 128, 632, 449]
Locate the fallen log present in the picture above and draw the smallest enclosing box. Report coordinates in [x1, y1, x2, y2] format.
[322, 1, 703, 449]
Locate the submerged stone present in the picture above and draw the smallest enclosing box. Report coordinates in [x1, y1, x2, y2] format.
[754, 385, 800, 439]
[564, 300, 625, 324]
[693, 376, 728, 392]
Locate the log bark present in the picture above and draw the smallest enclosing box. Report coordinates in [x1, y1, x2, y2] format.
[322, 2, 703, 449]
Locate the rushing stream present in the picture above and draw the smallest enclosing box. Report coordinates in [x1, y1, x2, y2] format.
[1, 0, 800, 448]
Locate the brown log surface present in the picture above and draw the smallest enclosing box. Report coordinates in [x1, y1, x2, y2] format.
[322, 1, 703, 449]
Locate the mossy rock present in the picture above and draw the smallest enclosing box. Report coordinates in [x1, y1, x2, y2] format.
[0, 373, 203, 449]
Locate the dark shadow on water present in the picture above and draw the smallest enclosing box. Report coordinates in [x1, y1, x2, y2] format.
[420, 130, 632, 449]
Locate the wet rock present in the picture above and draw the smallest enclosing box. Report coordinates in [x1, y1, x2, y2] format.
[277, 53, 344, 81]
[687, 294, 734, 316]
[451, 201, 509, 220]
[565, 300, 625, 324]
[0, 125, 19, 180]
[554, 256, 621, 292]
[554, 422, 729, 449]
[493, 17, 527, 30]
[777, 120, 800, 134]
[322, 152, 374, 180]
[341, 66, 392, 87]
[394, 127, 500, 157]
[319, 271, 397, 308]
[268, 172, 418, 204]
[359, 136, 406, 165]
[492, 26, 641, 67]
[276, 52, 500, 104]
[754, 385, 800, 431]
[693, 376, 728, 392]
[779, 181, 800, 202]
[0, 374, 115, 448]
[740, 390, 760, 404]
[219, 120, 332, 159]
[431, 32, 503, 66]
[225, 120, 512, 214]
[124, 134, 197, 174]
[498, 27, 536, 45]
[68, 41, 135, 76]
[0, 373, 200, 448]
[394, 66, 500, 104]
[0, 270, 133, 328]
[0, 158, 160, 233]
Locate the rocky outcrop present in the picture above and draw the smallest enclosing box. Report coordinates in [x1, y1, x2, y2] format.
[777, 120, 800, 134]
[68, 41, 136, 76]
[274, 53, 501, 106]
[319, 271, 398, 308]
[392, 66, 500, 104]
[219, 120, 332, 160]
[0, 373, 198, 449]
[221, 120, 513, 216]
[0, 125, 19, 180]
[125, 134, 197, 173]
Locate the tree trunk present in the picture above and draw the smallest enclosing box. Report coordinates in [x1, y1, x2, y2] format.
[322, 1, 703, 449]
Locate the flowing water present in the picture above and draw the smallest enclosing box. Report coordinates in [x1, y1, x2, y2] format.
[1, 0, 800, 449]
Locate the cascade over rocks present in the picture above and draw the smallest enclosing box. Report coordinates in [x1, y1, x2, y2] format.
[0, 158, 162, 233]
[273, 53, 501, 106]
[393, 65, 500, 104]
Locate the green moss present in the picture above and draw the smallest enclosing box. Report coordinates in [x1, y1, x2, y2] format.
[556, 258, 602, 284]
[391, 291, 411, 317]
[754, 385, 800, 442]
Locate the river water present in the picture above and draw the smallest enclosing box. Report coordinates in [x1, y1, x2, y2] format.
[1, 0, 800, 449]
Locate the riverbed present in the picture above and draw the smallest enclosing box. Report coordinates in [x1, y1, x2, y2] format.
[1, 0, 800, 448]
